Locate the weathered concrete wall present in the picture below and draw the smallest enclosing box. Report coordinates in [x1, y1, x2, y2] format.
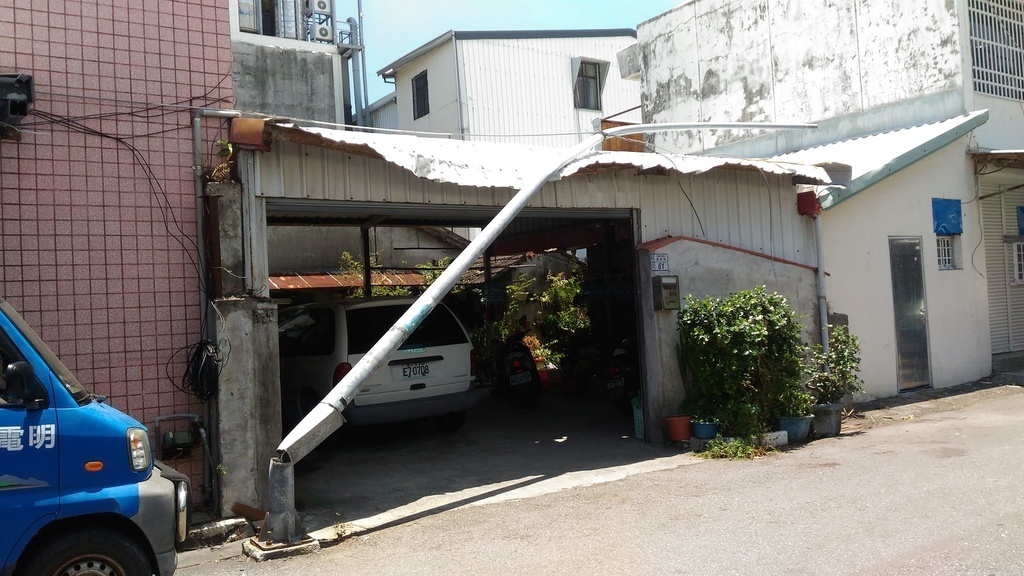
[650, 239, 819, 426]
[213, 297, 282, 515]
[232, 41, 339, 122]
[639, 0, 964, 153]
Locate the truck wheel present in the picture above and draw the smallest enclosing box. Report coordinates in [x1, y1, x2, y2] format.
[18, 528, 151, 576]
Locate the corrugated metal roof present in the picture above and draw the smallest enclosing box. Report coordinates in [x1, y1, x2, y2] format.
[266, 124, 830, 190]
[771, 110, 989, 209]
[268, 255, 527, 291]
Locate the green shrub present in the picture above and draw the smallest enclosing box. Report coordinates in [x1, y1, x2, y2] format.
[697, 438, 775, 460]
[677, 287, 807, 436]
[806, 324, 864, 404]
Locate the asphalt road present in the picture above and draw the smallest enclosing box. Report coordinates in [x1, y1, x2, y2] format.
[180, 385, 1024, 575]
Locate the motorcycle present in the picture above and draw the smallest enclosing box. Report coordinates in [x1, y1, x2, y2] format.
[499, 318, 542, 407]
[604, 337, 640, 415]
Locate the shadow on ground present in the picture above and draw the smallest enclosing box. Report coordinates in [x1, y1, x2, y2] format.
[291, 390, 686, 536]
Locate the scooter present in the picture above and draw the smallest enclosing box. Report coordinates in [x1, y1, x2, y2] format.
[500, 319, 542, 407]
[605, 337, 640, 415]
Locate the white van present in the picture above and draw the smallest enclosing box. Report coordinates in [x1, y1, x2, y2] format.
[278, 298, 478, 432]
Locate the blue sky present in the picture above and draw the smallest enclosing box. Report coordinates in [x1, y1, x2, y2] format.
[337, 1, 682, 102]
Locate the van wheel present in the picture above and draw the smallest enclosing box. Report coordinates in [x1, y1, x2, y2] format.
[433, 411, 466, 432]
[18, 527, 151, 576]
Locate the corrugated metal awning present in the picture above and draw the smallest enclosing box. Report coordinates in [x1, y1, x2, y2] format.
[263, 123, 830, 190]
[268, 255, 529, 292]
[771, 110, 989, 210]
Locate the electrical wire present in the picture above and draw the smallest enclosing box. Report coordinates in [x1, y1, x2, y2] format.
[20, 76, 233, 398]
[165, 339, 224, 403]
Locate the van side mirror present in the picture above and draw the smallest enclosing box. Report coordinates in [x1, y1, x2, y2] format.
[0, 361, 35, 405]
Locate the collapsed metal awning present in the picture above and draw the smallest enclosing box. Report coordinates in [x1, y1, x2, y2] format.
[771, 110, 990, 210]
[261, 122, 830, 189]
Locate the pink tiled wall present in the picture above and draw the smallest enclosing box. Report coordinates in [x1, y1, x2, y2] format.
[0, 1, 233, 501]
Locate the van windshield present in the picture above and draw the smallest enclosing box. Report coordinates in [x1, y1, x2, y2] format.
[0, 300, 90, 404]
[347, 305, 467, 355]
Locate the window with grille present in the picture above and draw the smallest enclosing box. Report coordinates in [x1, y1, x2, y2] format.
[574, 61, 602, 110]
[937, 236, 958, 270]
[968, 0, 1024, 101]
[412, 71, 429, 120]
[1015, 242, 1024, 283]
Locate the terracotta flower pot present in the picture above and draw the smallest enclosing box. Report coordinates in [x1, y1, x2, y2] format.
[665, 415, 693, 442]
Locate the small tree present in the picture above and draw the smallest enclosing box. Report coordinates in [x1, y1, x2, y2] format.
[677, 287, 807, 437]
[805, 324, 864, 405]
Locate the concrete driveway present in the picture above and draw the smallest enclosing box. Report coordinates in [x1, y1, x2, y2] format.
[180, 382, 1024, 575]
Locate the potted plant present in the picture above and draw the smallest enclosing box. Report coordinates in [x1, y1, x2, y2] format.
[690, 415, 719, 440]
[678, 287, 807, 442]
[775, 387, 814, 443]
[805, 324, 864, 438]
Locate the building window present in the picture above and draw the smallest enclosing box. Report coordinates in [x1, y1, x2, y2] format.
[968, 0, 1024, 101]
[412, 71, 429, 120]
[1015, 242, 1024, 283]
[937, 236, 958, 270]
[574, 61, 602, 110]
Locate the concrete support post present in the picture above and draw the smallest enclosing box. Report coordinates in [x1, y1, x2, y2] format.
[213, 298, 282, 515]
[208, 182, 247, 297]
[635, 248, 663, 445]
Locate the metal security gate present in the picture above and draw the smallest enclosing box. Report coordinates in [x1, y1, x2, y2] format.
[982, 184, 1024, 353]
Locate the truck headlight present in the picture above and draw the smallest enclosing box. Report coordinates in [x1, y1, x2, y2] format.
[127, 427, 151, 471]
[175, 479, 190, 543]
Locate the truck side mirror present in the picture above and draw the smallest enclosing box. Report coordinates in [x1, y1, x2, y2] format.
[1, 361, 35, 403]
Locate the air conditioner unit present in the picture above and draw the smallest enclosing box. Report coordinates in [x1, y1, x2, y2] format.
[312, 0, 332, 16]
[313, 24, 333, 42]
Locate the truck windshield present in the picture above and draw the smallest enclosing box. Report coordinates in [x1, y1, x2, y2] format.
[0, 300, 90, 404]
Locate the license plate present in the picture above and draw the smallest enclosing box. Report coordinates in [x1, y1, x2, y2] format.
[402, 363, 430, 379]
[607, 378, 624, 389]
[509, 371, 532, 386]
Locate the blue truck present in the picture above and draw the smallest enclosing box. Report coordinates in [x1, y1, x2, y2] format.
[0, 299, 190, 576]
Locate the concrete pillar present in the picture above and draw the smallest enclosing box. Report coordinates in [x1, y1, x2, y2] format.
[636, 247, 665, 445]
[207, 182, 246, 297]
[213, 297, 281, 515]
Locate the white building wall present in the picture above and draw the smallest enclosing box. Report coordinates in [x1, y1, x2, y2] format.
[394, 43, 461, 135]
[638, 0, 964, 154]
[821, 139, 991, 398]
[457, 36, 642, 147]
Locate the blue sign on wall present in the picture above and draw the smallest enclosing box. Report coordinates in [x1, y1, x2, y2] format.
[1018, 206, 1024, 236]
[932, 198, 962, 236]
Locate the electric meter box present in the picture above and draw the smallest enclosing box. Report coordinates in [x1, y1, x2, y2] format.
[653, 275, 680, 310]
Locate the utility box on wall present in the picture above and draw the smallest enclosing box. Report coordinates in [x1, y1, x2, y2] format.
[653, 275, 680, 310]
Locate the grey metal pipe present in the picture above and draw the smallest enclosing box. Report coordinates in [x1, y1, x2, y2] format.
[347, 17, 365, 126]
[275, 120, 818, 464]
[357, 0, 369, 122]
[191, 107, 241, 512]
[814, 213, 829, 354]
